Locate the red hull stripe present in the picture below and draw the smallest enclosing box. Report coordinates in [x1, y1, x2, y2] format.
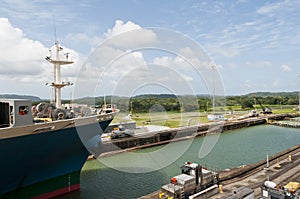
[31, 184, 80, 199]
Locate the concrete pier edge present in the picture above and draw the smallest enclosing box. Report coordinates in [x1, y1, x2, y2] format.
[99, 113, 299, 158]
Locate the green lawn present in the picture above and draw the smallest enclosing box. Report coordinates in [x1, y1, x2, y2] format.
[112, 105, 298, 128]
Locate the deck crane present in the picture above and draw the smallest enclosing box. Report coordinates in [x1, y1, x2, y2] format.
[253, 95, 272, 114]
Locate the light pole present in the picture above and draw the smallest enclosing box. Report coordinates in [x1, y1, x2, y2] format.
[298, 92, 300, 112]
[212, 65, 216, 113]
[298, 75, 300, 112]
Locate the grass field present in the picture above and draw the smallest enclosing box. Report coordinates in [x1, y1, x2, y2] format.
[112, 105, 299, 128]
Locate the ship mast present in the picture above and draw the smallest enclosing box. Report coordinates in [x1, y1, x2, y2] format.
[45, 41, 73, 108]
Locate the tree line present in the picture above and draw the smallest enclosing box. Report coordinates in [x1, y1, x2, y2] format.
[72, 92, 300, 113]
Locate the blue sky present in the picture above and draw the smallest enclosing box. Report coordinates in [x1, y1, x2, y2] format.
[0, 0, 300, 99]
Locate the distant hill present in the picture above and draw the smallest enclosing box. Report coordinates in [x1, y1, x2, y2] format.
[243, 91, 299, 98]
[133, 94, 177, 99]
[0, 94, 41, 102]
[132, 92, 299, 98]
[1, 91, 298, 104]
[74, 92, 299, 101]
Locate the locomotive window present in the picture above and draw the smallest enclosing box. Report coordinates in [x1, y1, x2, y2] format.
[19, 106, 29, 115]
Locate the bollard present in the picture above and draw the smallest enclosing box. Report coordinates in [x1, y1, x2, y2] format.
[219, 184, 223, 193]
[288, 155, 292, 162]
[159, 192, 164, 198]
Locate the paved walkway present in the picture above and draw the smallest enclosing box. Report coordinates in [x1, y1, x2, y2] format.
[211, 152, 300, 198]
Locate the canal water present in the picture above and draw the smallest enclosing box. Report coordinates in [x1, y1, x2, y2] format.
[58, 125, 300, 199]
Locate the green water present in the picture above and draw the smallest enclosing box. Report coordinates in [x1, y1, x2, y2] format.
[58, 125, 300, 199]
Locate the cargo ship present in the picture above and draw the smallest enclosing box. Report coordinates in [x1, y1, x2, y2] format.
[0, 41, 117, 198]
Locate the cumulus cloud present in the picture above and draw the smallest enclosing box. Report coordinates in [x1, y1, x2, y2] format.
[0, 18, 48, 76]
[104, 20, 157, 49]
[105, 20, 142, 37]
[153, 56, 174, 66]
[0, 18, 218, 97]
[76, 20, 221, 97]
[0, 18, 83, 80]
[74, 20, 157, 97]
[81, 20, 214, 86]
[106, 51, 147, 81]
[151, 55, 194, 82]
[280, 64, 291, 72]
[68, 20, 219, 97]
[0, 18, 84, 98]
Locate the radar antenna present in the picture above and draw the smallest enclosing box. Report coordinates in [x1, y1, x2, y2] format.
[52, 15, 57, 44]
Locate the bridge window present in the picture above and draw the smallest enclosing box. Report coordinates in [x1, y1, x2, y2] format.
[19, 106, 29, 115]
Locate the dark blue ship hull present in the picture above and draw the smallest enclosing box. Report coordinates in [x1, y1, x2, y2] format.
[0, 119, 112, 198]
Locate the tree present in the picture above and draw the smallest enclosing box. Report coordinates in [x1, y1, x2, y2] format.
[240, 98, 254, 109]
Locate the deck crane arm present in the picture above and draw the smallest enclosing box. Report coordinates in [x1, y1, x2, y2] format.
[253, 95, 272, 114]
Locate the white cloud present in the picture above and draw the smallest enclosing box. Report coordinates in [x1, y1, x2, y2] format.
[0, 18, 48, 76]
[104, 20, 157, 49]
[0, 18, 221, 97]
[105, 20, 142, 37]
[257, 1, 300, 18]
[107, 51, 147, 80]
[257, 2, 282, 16]
[0, 18, 82, 80]
[0, 18, 84, 98]
[73, 20, 158, 97]
[152, 55, 193, 69]
[153, 56, 174, 66]
[280, 64, 292, 72]
[218, 19, 281, 50]
[178, 47, 196, 58]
